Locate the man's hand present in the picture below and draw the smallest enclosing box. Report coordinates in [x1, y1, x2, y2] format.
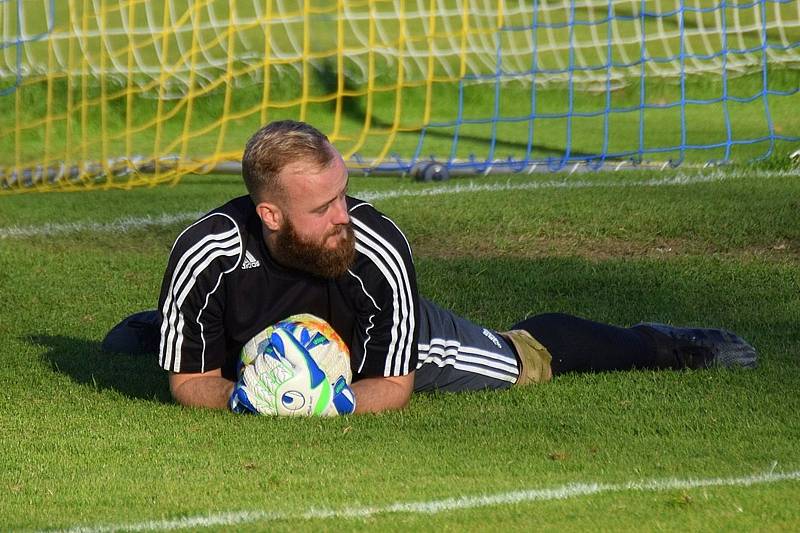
[229, 328, 356, 416]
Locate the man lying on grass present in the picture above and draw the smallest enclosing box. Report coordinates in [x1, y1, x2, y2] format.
[103, 120, 757, 416]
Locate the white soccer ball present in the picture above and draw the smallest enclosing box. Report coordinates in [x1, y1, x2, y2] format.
[240, 313, 352, 386]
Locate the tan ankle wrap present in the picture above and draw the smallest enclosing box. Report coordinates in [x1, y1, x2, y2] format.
[500, 329, 553, 386]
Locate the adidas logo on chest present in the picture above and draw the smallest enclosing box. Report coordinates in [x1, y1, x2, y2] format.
[241, 250, 261, 270]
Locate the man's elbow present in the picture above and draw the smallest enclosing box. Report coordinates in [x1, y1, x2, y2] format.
[169, 378, 200, 408]
[393, 387, 413, 410]
[351, 372, 415, 413]
[168, 379, 194, 407]
[168, 370, 234, 410]
[378, 390, 411, 412]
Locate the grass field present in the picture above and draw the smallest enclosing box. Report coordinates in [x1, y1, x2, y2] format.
[2, 3, 799, 529]
[1, 166, 799, 531]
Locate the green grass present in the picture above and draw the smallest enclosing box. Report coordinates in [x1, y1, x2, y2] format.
[1, 169, 799, 530]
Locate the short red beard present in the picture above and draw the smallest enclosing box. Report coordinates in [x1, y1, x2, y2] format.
[271, 219, 356, 279]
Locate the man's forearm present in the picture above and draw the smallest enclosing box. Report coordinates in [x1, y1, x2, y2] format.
[170, 373, 235, 410]
[350, 373, 414, 413]
[168, 369, 413, 414]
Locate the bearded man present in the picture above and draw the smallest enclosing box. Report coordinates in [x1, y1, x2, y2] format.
[104, 120, 757, 415]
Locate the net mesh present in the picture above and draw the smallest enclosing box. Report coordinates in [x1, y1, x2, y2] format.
[1, 0, 799, 191]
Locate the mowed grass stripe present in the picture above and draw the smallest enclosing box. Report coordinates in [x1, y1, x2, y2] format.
[52, 469, 800, 533]
[2, 168, 797, 239]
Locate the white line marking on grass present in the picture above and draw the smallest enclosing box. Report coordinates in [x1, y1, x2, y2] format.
[0, 212, 204, 239]
[357, 167, 795, 202]
[50, 469, 800, 532]
[3, 168, 797, 240]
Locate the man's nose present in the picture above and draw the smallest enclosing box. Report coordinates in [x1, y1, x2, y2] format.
[332, 196, 349, 225]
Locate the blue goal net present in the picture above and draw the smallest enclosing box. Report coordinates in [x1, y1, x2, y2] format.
[405, 0, 800, 174]
[1, 0, 799, 190]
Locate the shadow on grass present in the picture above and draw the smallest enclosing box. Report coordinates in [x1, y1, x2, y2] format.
[31, 334, 171, 403]
[417, 256, 782, 343]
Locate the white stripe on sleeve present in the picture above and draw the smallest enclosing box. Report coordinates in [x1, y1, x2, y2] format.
[159, 215, 242, 372]
[351, 216, 415, 376]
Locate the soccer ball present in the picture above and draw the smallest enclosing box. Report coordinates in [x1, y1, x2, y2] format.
[240, 313, 352, 387]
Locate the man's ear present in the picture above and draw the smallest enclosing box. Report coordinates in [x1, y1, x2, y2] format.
[255, 201, 283, 231]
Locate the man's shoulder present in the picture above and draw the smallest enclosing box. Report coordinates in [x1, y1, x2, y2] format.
[185, 195, 253, 234]
[205, 195, 255, 226]
[347, 196, 414, 261]
[346, 195, 376, 216]
[168, 195, 253, 256]
[347, 196, 400, 234]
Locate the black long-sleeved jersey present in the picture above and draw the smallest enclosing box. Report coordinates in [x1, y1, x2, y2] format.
[157, 195, 419, 381]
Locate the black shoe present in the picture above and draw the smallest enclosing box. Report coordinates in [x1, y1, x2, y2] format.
[102, 310, 161, 355]
[633, 322, 758, 369]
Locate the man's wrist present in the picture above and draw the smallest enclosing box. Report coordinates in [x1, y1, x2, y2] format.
[228, 379, 252, 413]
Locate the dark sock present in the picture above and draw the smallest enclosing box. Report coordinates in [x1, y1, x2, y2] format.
[511, 313, 667, 375]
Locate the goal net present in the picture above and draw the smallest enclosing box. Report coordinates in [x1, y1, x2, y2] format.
[1, 0, 798, 191]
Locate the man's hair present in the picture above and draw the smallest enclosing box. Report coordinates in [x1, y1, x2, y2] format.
[241, 120, 334, 201]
